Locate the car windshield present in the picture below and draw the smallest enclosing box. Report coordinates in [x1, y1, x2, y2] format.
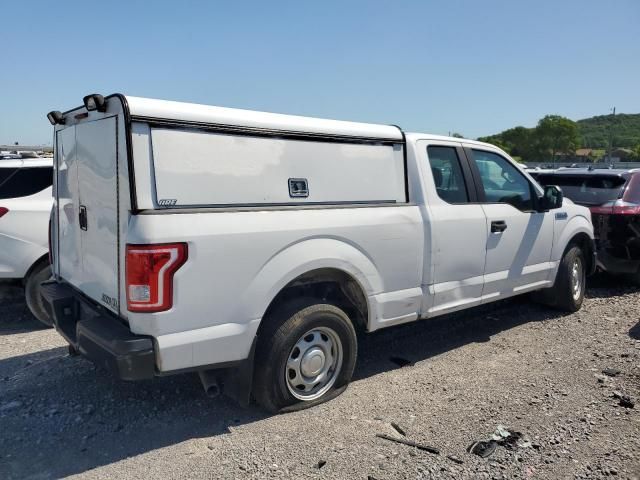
[536, 174, 627, 206]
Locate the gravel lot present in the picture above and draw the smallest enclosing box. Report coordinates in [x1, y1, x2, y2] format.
[1, 276, 639, 479]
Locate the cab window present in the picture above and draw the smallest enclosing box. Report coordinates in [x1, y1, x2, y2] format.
[471, 150, 533, 211]
[426, 146, 469, 204]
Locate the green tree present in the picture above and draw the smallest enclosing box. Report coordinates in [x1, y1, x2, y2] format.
[534, 115, 580, 161]
[500, 126, 539, 160]
[451, 132, 464, 138]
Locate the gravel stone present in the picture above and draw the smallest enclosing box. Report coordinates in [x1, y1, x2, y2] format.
[0, 274, 639, 479]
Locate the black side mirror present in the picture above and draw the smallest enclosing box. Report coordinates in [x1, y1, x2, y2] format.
[539, 185, 563, 211]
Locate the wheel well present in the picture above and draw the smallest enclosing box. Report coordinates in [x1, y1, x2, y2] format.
[259, 268, 369, 335]
[567, 233, 594, 273]
[22, 254, 50, 285]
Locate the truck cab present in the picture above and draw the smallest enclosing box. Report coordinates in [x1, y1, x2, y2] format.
[43, 94, 595, 412]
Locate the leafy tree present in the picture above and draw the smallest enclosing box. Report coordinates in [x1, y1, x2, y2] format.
[479, 126, 544, 161]
[451, 132, 464, 138]
[534, 115, 579, 161]
[477, 135, 509, 152]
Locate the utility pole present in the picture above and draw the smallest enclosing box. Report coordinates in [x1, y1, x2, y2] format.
[607, 107, 616, 166]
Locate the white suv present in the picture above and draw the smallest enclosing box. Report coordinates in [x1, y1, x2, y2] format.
[0, 157, 53, 326]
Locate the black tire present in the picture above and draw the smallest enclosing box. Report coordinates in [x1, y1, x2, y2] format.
[24, 261, 53, 327]
[253, 299, 357, 413]
[533, 245, 586, 312]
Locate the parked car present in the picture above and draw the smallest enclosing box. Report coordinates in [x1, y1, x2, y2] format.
[42, 93, 595, 411]
[526, 167, 557, 180]
[0, 157, 54, 325]
[536, 168, 640, 284]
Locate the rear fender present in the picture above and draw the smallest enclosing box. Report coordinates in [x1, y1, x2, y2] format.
[236, 237, 383, 328]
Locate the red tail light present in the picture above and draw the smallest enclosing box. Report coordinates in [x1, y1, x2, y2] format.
[612, 204, 640, 215]
[589, 205, 613, 215]
[126, 243, 188, 312]
[590, 201, 640, 216]
[0, 207, 8, 218]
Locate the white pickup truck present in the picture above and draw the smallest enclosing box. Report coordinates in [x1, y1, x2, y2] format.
[43, 94, 595, 412]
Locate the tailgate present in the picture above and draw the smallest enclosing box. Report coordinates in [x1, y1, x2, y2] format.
[55, 116, 120, 312]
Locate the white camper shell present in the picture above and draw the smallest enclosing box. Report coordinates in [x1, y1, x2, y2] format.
[44, 94, 595, 412]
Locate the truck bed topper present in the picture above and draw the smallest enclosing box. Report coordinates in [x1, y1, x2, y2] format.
[55, 93, 403, 143]
[51, 93, 408, 212]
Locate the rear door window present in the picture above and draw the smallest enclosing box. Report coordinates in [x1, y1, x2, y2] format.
[426, 146, 470, 203]
[0, 167, 53, 199]
[537, 174, 627, 206]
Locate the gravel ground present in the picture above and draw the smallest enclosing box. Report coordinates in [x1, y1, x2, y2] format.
[0, 276, 639, 480]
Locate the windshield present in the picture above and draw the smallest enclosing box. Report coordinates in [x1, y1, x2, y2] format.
[537, 174, 627, 206]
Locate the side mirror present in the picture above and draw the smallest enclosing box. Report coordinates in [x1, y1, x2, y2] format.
[539, 185, 563, 211]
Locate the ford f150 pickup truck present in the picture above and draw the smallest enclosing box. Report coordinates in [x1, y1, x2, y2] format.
[43, 94, 595, 412]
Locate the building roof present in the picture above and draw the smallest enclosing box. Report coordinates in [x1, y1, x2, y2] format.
[574, 148, 593, 156]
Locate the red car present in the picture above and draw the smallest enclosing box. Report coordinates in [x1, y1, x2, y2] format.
[536, 168, 640, 284]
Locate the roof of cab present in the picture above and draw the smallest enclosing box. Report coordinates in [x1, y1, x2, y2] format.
[124, 95, 403, 142]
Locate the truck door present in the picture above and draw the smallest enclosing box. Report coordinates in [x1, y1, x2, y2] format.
[419, 142, 488, 316]
[464, 148, 555, 300]
[55, 117, 120, 313]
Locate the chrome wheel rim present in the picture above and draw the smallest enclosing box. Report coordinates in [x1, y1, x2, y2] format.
[571, 257, 583, 301]
[285, 326, 343, 401]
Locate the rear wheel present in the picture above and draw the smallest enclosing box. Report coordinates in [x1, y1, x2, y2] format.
[253, 301, 357, 413]
[24, 261, 53, 327]
[533, 245, 585, 312]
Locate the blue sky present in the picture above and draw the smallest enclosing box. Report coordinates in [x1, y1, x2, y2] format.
[2, 0, 639, 145]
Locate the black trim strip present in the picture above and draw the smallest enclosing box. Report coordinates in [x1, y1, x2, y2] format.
[462, 146, 487, 202]
[109, 94, 138, 213]
[133, 116, 403, 146]
[455, 145, 478, 203]
[137, 201, 413, 215]
[390, 125, 410, 202]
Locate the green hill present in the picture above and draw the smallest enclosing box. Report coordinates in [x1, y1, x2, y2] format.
[577, 113, 640, 149]
[477, 112, 640, 162]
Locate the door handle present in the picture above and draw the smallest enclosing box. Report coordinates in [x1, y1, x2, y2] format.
[79, 205, 88, 231]
[491, 220, 507, 233]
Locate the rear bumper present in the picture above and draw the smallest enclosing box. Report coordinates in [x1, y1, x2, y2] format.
[596, 248, 640, 274]
[40, 281, 155, 380]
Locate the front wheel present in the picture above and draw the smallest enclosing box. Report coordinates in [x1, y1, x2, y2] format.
[253, 301, 357, 413]
[24, 261, 53, 327]
[533, 245, 586, 312]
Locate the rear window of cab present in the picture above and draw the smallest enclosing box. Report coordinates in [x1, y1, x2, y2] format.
[537, 174, 627, 206]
